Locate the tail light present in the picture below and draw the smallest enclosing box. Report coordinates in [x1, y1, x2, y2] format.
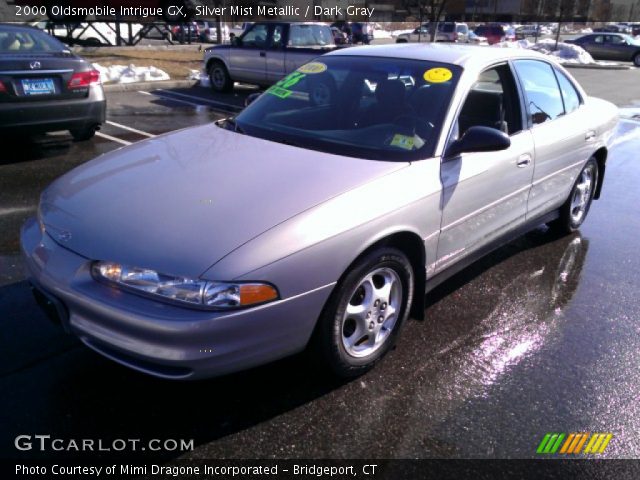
[0, 81, 6, 93]
[67, 70, 101, 89]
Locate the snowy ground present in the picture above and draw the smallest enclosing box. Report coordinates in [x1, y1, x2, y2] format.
[93, 63, 170, 84]
[492, 39, 613, 65]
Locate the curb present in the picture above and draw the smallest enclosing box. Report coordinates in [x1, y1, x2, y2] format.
[563, 63, 633, 70]
[103, 79, 199, 92]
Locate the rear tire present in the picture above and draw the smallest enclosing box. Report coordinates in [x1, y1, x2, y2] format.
[70, 126, 97, 141]
[311, 247, 414, 378]
[208, 61, 233, 92]
[633, 53, 640, 67]
[550, 157, 598, 234]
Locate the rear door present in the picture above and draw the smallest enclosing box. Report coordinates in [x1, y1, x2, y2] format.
[436, 63, 534, 272]
[603, 34, 632, 60]
[512, 60, 593, 220]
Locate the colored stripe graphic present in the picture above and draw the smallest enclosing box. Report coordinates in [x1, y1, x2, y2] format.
[538, 433, 613, 455]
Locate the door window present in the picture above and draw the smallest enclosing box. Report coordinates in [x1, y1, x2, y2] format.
[241, 24, 268, 48]
[271, 25, 284, 49]
[606, 35, 625, 45]
[554, 69, 581, 114]
[513, 60, 565, 125]
[454, 63, 522, 139]
[593, 35, 604, 43]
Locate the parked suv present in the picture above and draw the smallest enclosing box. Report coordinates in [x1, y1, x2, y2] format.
[437, 22, 469, 42]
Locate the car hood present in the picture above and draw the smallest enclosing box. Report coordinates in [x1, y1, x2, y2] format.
[40, 124, 407, 278]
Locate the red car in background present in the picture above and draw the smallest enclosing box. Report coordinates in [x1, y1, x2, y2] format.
[474, 24, 511, 45]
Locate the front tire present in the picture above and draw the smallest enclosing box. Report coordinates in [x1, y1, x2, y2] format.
[208, 61, 233, 92]
[551, 157, 598, 233]
[633, 53, 640, 67]
[313, 247, 414, 378]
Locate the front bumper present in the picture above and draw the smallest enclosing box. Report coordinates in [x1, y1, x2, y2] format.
[0, 85, 106, 134]
[20, 217, 333, 380]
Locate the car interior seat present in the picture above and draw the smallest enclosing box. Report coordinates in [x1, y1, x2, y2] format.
[458, 90, 508, 135]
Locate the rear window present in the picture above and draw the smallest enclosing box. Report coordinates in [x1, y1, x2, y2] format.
[0, 27, 65, 53]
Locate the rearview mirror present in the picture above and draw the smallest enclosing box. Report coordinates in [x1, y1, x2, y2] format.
[445, 126, 511, 158]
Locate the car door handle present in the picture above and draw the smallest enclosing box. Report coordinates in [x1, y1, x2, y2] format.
[517, 154, 532, 168]
[259, 51, 266, 57]
[585, 130, 596, 141]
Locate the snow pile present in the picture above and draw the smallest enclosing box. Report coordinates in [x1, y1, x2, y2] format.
[189, 69, 210, 87]
[93, 63, 170, 84]
[491, 39, 596, 64]
[530, 39, 595, 64]
[493, 39, 532, 49]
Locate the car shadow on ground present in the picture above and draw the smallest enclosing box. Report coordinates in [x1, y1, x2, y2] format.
[0, 134, 77, 166]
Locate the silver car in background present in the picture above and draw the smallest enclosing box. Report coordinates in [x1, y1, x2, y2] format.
[21, 44, 618, 380]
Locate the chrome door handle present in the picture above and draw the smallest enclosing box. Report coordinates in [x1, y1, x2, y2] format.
[517, 154, 532, 168]
[585, 130, 596, 141]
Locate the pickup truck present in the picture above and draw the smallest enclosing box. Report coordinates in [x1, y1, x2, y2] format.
[203, 22, 337, 92]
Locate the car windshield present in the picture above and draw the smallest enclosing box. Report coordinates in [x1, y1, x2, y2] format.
[0, 26, 66, 53]
[230, 56, 460, 161]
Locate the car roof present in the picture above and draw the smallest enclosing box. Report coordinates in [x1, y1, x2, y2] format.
[325, 43, 549, 70]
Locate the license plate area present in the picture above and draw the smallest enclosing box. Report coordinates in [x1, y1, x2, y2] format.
[20, 77, 56, 96]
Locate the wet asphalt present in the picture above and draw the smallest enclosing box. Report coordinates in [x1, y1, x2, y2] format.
[1, 74, 640, 462]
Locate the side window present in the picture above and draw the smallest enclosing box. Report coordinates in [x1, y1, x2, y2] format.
[593, 35, 604, 44]
[241, 24, 268, 48]
[554, 70, 581, 114]
[513, 60, 564, 125]
[455, 64, 522, 139]
[271, 25, 284, 49]
[607, 35, 625, 45]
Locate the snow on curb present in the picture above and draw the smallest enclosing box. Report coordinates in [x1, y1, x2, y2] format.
[189, 69, 210, 88]
[93, 62, 170, 84]
[491, 39, 601, 65]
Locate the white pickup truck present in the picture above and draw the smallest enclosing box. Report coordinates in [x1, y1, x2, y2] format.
[203, 22, 337, 92]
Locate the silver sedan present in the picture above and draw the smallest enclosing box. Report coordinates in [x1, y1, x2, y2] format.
[21, 44, 618, 379]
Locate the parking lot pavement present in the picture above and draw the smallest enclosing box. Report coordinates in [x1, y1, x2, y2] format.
[1, 76, 640, 461]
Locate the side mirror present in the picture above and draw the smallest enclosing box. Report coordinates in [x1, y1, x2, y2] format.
[244, 92, 261, 107]
[231, 34, 239, 46]
[445, 126, 510, 158]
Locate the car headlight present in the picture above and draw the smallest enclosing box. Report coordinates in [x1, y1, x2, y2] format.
[91, 261, 278, 310]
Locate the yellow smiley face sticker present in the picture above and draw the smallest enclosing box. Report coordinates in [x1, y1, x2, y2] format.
[424, 67, 453, 83]
[298, 62, 327, 74]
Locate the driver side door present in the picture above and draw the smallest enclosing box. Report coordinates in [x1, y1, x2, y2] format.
[436, 63, 534, 272]
[229, 23, 269, 85]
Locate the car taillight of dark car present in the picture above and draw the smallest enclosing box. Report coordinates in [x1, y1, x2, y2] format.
[67, 70, 101, 89]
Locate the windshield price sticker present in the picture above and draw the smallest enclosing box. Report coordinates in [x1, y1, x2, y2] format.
[267, 71, 306, 99]
[298, 62, 328, 74]
[424, 67, 453, 83]
[390, 134, 416, 150]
